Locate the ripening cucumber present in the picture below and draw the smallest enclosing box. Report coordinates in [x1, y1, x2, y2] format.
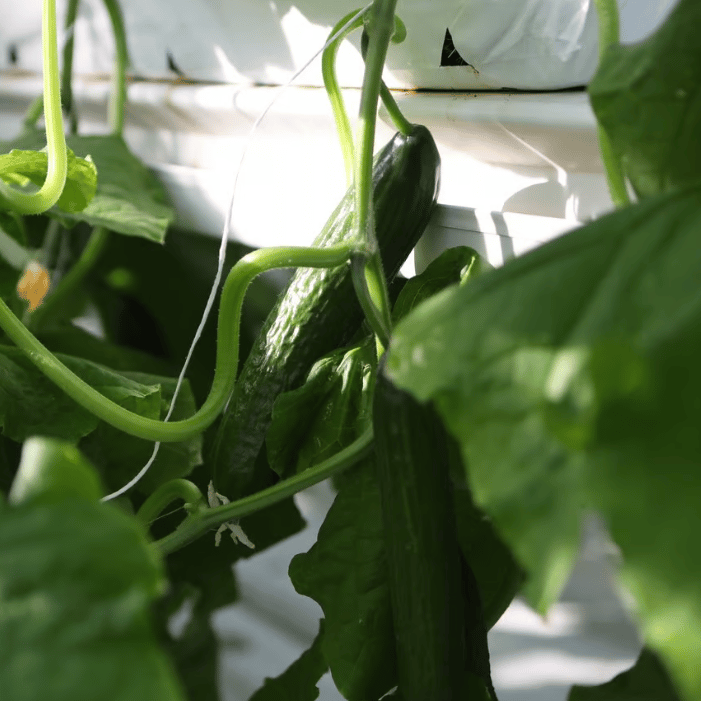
[211, 125, 440, 498]
[373, 364, 495, 701]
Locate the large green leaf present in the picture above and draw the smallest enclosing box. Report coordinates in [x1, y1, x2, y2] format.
[0, 345, 201, 495]
[0, 344, 160, 441]
[0, 439, 184, 700]
[0, 146, 97, 213]
[62, 134, 174, 242]
[588, 0, 701, 198]
[2, 131, 173, 242]
[386, 184, 701, 699]
[289, 459, 396, 701]
[249, 621, 328, 701]
[569, 649, 681, 701]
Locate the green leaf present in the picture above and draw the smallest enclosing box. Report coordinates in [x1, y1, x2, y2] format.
[393, 246, 487, 322]
[0, 344, 160, 442]
[2, 131, 173, 242]
[8, 436, 103, 505]
[588, 0, 701, 198]
[569, 649, 681, 701]
[267, 339, 375, 479]
[79, 370, 203, 496]
[386, 184, 701, 699]
[0, 450, 185, 700]
[0, 344, 201, 496]
[249, 620, 328, 701]
[63, 135, 173, 242]
[289, 459, 396, 701]
[0, 147, 98, 213]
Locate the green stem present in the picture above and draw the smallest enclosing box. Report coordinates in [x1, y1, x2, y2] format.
[102, 0, 130, 136]
[593, 0, 620, 61]
[596, 124, 630, 208]
[360, 26, 412, 137]
[592, 0, 630, 208]
[0, 0, 67, 215]
[29, 226, 109, 328]
[378, 83, 412, 136]
[323, 10, 366, 185]
[61, 0, 80, 135]
[0, 244, 355, 442]
[350, 0, 397, 346]
[351, 253, 390, 350]
[136, 478, 206, 526]
[29, 0, 127, 326]
[156, 427, 374, 555]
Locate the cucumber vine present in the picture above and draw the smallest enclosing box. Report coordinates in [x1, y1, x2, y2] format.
[0, 0, 67, 215]
[0, 0, 409, 529]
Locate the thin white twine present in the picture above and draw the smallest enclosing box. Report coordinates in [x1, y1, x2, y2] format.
[102, 5, 371, 502]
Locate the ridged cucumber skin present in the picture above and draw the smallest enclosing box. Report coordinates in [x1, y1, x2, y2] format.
[373, 366, 492, 701]
[211, 125, 440, 498]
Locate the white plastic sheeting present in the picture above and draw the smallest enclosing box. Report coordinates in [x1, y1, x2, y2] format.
[0, 0, 679, 89]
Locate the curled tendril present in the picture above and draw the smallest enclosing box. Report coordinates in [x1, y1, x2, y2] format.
[0, 0, 68, 215]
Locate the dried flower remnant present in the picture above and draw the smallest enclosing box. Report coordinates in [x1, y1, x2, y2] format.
[17, 261, 51, 312]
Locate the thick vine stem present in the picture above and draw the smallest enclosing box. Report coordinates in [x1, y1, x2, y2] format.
[0, 244, 355, 442]
[350, 0, 398, 347]
[156, 427, 374, 555]
[591, 0, 630, 208]
[0, 0, 67, 215]
[360, 26, 412, 138]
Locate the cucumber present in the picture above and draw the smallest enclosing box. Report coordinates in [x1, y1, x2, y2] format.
[211, 125, 440, 498]
[373, 364, 494, 701]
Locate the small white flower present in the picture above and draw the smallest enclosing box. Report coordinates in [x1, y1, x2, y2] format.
[207, 481, 255, 549]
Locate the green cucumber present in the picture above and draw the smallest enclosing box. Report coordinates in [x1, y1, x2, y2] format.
[211, 124, 440, 498]
[373, 363, 494, 701]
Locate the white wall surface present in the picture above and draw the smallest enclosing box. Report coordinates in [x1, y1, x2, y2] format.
[0, 0, 679, 88]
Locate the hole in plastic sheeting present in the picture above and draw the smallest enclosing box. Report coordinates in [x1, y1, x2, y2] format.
[440, 28, 475, 70]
